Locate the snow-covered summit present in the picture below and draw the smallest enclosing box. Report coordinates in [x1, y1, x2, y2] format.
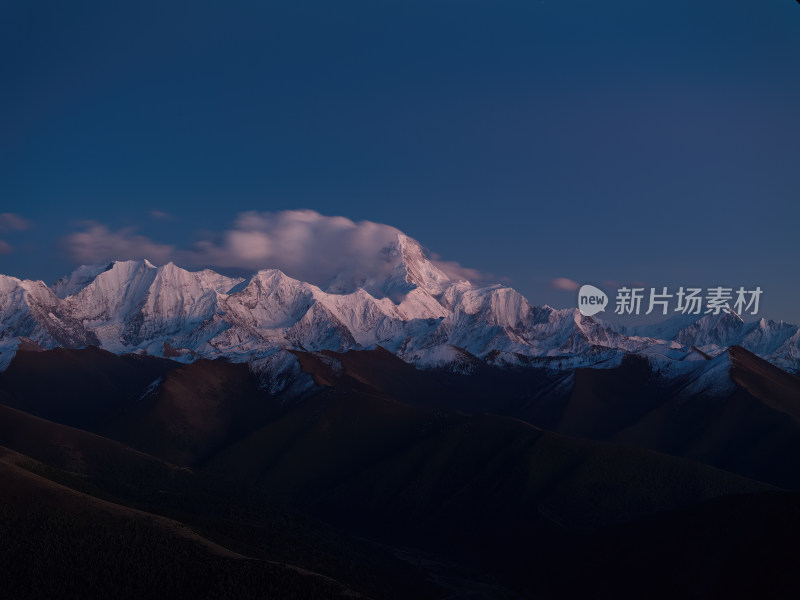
[1, 231, 798, 375]
[324, 233, 452, 299]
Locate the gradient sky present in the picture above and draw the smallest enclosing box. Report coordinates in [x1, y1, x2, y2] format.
[2, 1, 799, 322]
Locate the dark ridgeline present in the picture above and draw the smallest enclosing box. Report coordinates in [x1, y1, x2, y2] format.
[1, 345, 800, 599]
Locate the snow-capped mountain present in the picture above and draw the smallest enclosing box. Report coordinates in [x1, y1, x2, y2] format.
[1, 232, 799, 376]
[620, 311, 800, 373]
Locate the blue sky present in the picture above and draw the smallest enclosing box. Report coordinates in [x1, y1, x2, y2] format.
[2, 1, 799, 322]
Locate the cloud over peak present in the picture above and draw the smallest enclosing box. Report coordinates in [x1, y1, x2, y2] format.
[64, 223, 175, 265]
[61, 210, 488, 291]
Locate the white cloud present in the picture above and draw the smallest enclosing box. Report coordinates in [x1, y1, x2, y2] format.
[62, 210, 489, 289]
[550, 277, 580, 291]
[63, 223, 175, 265]
[0, 213, 30, 231]
[185, 210, 404, 285]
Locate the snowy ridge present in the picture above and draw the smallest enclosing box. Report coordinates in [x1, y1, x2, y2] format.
[1, 232, 799, 378]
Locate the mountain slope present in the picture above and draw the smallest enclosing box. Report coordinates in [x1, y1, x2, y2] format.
[0, 447, 367, 600]
[0, 347, 179, 429]
[3, 346, 800, 598]
[0, 400, 442, 600]
[5, 343, 798, 490]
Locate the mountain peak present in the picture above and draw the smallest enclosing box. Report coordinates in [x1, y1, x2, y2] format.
[393, 234, 452, 294]
[2, 255, 799, 375]
[324, 232, 452, 301]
